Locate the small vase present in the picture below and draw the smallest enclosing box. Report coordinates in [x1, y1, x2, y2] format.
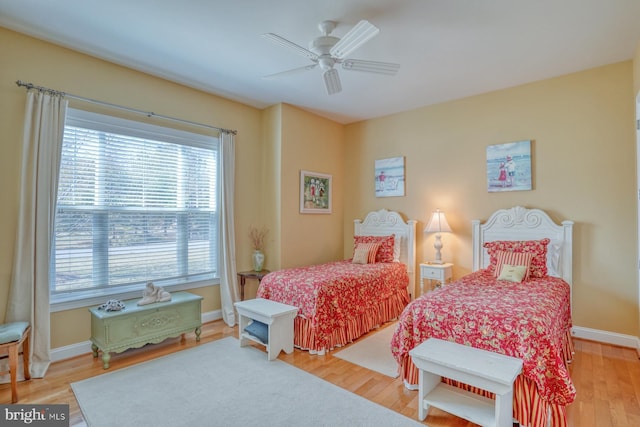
[252, 250, 265, 272]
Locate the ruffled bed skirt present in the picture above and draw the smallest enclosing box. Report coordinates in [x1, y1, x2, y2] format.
[293, 289, 410, 355]
[398, 330, 575, 427]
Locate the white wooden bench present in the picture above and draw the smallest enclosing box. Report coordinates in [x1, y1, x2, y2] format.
[234, 298, 299, 361]
[409, 338, 523, 427]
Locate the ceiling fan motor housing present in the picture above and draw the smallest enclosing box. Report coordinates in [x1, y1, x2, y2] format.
[309, 36, 339, 55]
[310, 35, 339, 70]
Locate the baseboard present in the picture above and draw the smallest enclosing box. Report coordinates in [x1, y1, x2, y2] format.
[571, 325, 640, 352]
[51, 309, 222, 363]
[201, 309, 221, 324]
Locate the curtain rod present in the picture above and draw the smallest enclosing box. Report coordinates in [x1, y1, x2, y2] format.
[15, 80, 237, 135]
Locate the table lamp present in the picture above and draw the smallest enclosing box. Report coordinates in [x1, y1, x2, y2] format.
[424, 209, 452, 264]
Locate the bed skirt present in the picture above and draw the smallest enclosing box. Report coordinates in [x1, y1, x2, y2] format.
[293, 289, 409, 355]
[398, 330, 575, 427]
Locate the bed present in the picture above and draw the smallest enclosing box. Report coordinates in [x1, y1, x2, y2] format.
[391, 206, 575, 427]
[257, 209, 416, 355]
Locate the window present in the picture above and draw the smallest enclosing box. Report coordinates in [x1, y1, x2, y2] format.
[51, 109, 219, 307]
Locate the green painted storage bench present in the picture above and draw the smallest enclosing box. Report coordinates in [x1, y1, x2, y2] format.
[89, 291, 203, 369]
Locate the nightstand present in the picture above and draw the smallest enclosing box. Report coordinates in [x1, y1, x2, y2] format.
[237, 270, 270, 301]
[419, 263, 453, 295]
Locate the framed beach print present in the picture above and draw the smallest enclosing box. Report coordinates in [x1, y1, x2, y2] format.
[300, 170, 332, 214]
[486, 140, 532, 192]
[375, 156, 405, 197]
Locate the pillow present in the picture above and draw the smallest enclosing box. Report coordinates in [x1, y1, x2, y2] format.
[494, 250, 533, 281]
[547, 243, 562, 277]
[483, 238, 550, 278]
[392, 234, 403, 262]
[497, 264, 528, 282]
[244, 320, 269, 344]
[352, 242, 381, 264]
[352, 246, 369, 264]
[353, 235, 395, 263]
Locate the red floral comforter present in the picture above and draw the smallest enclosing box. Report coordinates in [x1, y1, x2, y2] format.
[391, 269, 575, 407]
[257, 260, 409, 350]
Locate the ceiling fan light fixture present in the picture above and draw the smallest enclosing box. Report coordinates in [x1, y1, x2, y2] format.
[318, 56, 336, 70]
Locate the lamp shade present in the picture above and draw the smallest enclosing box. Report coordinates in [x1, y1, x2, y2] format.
[424, 209, 452, 233]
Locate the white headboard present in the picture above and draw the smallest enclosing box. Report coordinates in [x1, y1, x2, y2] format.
[472, 206, 574, 287]
[354, 209, 417, 293]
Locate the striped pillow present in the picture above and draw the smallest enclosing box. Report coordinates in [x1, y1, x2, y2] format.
[352, 242, 381, 264]
[353, 235, 395, 263]
[494, 250, 533, 281]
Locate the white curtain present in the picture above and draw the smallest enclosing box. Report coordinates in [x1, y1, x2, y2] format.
[6, 90, 67, 378]
[218, 131, 239, 326]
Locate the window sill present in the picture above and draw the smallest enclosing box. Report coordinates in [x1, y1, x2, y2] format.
[50, 278, 219, 313]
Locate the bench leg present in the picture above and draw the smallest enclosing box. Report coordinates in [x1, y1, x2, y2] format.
[101, 352, 111, 369]
[238, 314, 250, 347]
[9, 345, 18, 403]
[495, 389, 514, 427]
[267, 315, 295, 361]
[267, 319, 278, 361]
[418, 370, 441, 421]
[22, 333, 31, 381]
[91, 343, 99, 358]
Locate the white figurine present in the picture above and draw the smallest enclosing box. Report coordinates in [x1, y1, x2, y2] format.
[137, 282, 172, 306]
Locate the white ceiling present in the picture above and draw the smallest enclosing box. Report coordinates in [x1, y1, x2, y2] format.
[2, 0, 640, 124]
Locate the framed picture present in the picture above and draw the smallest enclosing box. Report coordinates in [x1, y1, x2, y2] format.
[300, 170, 332, 214]
[486, 140, 532, 192]
[375, 156, 405, 197]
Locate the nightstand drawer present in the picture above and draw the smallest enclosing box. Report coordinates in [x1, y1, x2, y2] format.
[422, 267, 443, 279]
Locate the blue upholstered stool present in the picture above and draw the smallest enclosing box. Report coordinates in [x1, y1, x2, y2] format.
[0, 322, 31, 403]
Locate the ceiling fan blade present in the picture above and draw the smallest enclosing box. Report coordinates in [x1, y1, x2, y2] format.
[263, 64, 318, 79]
[330, 20, 379, 59]
[341, 59, 400, 75]
[323, 68, 342, 95]
[261, 33, 318, 60]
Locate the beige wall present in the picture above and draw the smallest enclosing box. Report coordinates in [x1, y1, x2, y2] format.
[280, 104, 345, 268]
[344, 62, 639, 337]
[0, 28, 264, 347]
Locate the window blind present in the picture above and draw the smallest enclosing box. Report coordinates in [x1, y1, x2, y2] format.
[52, 109, 219, 302]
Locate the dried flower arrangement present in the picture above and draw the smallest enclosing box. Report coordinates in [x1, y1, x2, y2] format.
[248, 225, 268, 251]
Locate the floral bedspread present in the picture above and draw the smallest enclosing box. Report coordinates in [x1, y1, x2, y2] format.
[391, 269, 576, 406]
[257, 260, 409, 346]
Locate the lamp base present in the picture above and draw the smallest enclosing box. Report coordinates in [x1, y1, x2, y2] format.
[430, 260, 444, 265]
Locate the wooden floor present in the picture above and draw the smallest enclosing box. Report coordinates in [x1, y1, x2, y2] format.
[2, 320, 639, 426]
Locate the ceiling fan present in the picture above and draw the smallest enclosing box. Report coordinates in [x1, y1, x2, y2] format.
[262, 20, 400, 95]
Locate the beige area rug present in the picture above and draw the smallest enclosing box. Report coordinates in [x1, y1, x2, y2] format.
[333, 322, 399, 378]
[72, 336, 421, 427]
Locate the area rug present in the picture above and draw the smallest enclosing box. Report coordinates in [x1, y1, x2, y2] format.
[72, 337, 421, 427]
[333, 322, 399, 378]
